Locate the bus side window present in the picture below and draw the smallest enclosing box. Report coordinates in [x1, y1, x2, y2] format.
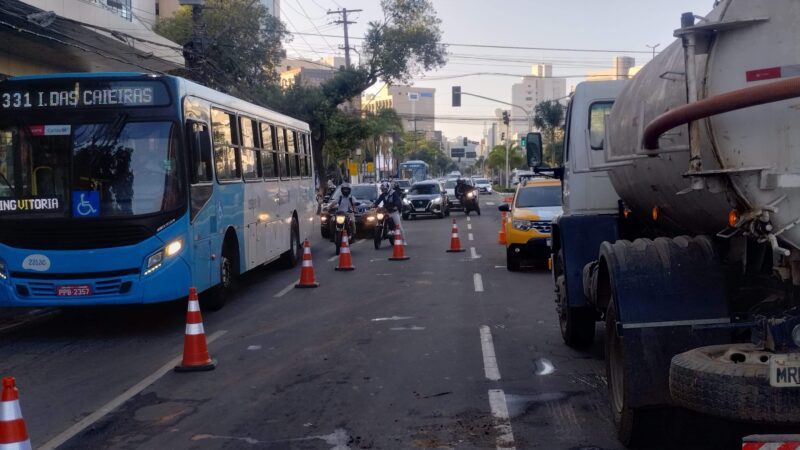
[187, 121, 212, 184]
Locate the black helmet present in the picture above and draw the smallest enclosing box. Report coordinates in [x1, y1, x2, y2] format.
[340, 182, 351, 196]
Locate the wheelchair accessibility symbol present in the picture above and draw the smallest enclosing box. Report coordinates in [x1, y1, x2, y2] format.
[72, 190, 99, 217]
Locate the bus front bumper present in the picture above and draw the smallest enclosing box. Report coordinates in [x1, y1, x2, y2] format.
[0, 247, 192, 307]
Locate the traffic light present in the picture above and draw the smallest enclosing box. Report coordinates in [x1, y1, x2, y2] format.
[501, 132, 506, 140]
[463, 137, 468, 146]
[520, 136, 526, 148]
[502, 111, 509, 125]
[452, 86, 461, 107]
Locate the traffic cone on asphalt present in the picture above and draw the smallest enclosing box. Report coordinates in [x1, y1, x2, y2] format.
[447, 219, 466, 253]
[0, 377, 31, 450]
[498, 211, 508, 245]
[389, 225, 410, 261]
[295, 240, 319, 288]
[335, 230, 355, 271]
[175, 288, 216, 372]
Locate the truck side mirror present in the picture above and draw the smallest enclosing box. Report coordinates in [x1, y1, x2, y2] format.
[526, 132, 543, 168]
[498, 204, 510, 212]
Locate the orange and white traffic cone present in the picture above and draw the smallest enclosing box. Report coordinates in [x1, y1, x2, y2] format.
[335, 230, 355, 271]
[295, 239, 319, 288]
[0, 377, 31, 450]
[175, 288, 216, 372]
[389, 225, 410, 261]
[498, 211, 508, 245]
[447, 219, 466, 253]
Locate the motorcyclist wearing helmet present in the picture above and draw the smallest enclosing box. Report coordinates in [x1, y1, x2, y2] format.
[335, 182, 358, 235]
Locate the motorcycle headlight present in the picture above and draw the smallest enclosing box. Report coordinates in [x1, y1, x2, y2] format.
[512, 220, 533, 231]
[336, 215, 346, 225]
[377, 212, 385, 220]
[366, 215, 376, 222]
[431, 197, 442, 204]
[320, 215, 328, 222]
[467, 191, 475, 198]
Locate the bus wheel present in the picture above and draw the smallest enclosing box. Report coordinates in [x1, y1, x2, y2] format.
[203, 245, 237, 311]
[280, 218, 301, 268]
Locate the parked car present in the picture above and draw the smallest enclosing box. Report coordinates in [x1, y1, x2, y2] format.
[402, 180, 449, 219]
[320, 184, 380, 239]
[498, 177, 562, 271]
[471, 177, 492, 194]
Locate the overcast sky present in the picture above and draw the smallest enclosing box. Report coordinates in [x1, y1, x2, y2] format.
[281, 0, 715, 140]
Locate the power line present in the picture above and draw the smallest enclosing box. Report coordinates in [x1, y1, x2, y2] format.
[288, 31, 656, 54]
[284, 0, 337, 53]
[281, 10, 326, 59]
[327, 7, 361, 68]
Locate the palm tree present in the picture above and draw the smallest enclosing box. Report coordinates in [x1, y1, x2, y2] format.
[363, 109, 403, 177]
[533, 100, 565, 166]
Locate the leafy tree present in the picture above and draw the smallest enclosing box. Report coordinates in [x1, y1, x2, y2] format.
[268, 0, 446, 192]
[533, 100, 565, 166]
[362, 109, 404, 173]
[154, 0, 288, 94]
[485, 145, 526, 172]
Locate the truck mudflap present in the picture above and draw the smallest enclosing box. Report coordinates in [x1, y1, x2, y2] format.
[599, 236, 732, 408]
[554, 214, 618, 308]
[671, 343, 800, 423]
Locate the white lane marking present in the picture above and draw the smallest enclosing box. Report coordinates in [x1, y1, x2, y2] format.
[534, 358, 556, 375]
[488, 389, 516, 449]
[495, 265, 506, 269]
[274, 279, 299, 298]
[39, 330, 228, 450]
[468, 233, 474, 241]
[470, 247, 481, 260]
[474, 273, 484, 292]
[390, 326, 425, 331]
[371, 316, 414, 322]
[247, 345, 262, 351]
[467, 217, 471, 222]
[480, 325, 501, 380]
[487, 202, 496, 206]
[327, 255, 338, 262]
[467, 223, 472, 230]
[472, 273, 483, 292]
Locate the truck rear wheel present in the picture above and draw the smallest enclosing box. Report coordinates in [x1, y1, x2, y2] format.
[670, 344, 800, 423]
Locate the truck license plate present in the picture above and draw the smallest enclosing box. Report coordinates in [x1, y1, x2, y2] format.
[56, 285, 92, 296]
[769, 354, 800, 387]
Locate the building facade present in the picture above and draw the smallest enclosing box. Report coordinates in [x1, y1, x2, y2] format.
[1, 0, 183, 78]
[278, 56, 345, 88]
[587, 56, 643, 81]
[362, 85, 436, 136]
[510, 64, 567, 138]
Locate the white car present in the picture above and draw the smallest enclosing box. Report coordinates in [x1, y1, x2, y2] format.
[471, 177, 492, 194]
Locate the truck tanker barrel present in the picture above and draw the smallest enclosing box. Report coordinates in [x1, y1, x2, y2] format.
[607, 0, 800, 252]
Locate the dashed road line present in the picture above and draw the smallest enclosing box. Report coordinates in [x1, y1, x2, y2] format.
[488, 389, 516, 449]
[327, 255, 338, 262]
[479, 325, 500, 380]
[486, 201, 496, 206]
[473, 273, 484, 292]
[468, 233, 474, 241]
[467, 223, 472, 230]
[467, 217, 471, 222]
[470, 247, 481, 259]
[39, 330, 229, 450]
[274, 279, 300, 298]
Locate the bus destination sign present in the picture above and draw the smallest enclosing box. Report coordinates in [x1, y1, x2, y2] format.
[0, 80, 170, 110]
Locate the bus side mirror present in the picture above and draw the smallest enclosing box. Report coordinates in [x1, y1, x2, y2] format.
[526, 132, 543, 168]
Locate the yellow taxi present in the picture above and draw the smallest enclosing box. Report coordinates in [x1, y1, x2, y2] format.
[498, 177, 562, 271]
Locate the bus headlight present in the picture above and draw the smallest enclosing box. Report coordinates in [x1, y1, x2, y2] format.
[165, 239, 183, 256]
[0, 258, 7, 280]
[793, 324, 800, 347]
[145, 251, 163, 275]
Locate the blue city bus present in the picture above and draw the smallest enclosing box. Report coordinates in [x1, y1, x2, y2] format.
[0, 73, 316, 309]
[398, 160, 429, 182]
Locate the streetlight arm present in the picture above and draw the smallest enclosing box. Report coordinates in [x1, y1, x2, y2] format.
[461, 91, 531, 117]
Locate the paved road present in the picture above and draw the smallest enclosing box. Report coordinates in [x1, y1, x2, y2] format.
[0, 192, 745, 449]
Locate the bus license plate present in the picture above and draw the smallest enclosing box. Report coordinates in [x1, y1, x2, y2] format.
[769, 354, 800, 387]
[57, 285, 92, 297]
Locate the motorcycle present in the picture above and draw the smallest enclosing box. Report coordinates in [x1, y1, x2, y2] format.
[460, 188, 481, 216]
[370, 206, 396, 249]
[333, 211, 355, 255]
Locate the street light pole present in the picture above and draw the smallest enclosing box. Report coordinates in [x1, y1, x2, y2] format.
[505, 119, 511, 189]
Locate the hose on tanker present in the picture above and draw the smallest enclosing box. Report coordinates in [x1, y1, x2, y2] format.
[643, 76, 800, 150]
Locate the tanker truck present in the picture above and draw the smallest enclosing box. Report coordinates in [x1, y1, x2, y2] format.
[525, 0, 800, 446]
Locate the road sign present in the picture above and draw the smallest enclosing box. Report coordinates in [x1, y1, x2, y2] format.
[451, 148, 465, 158]
[407, 92, 420, 102]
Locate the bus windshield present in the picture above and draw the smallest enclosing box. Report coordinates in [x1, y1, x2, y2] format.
[0, 120, 183, 218]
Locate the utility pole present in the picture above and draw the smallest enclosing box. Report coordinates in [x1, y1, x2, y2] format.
[328, 8, 362, 68]
[646, 43, 660, 60]
[180, 0, 206, 84]
[502, 110, 511, 189]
